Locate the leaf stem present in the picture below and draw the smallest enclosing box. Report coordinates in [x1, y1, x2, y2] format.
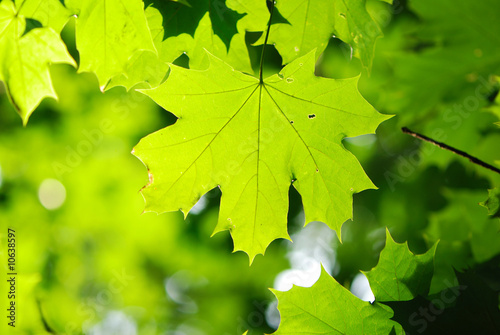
[402, 127, 500, 174]
[259, 0, 275, 84]
[17, 0, 27, 13]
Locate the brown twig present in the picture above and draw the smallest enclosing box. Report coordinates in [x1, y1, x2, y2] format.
[401, 127, 500, 175]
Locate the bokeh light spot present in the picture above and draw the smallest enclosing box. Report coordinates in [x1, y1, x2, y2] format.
[38, 178, 66, 210]
[190, 195, 207, 215]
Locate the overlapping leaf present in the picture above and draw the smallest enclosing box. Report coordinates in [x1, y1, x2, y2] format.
[254, 0, 382, 69]
[107, 0, 267, 90]
[364, 229, 437, 302]
[66, 0, 156, 88]
[272, 267, 403, 334]
[133, 51, 388, 262]
[226, 0, 270, 32]
[255, 0, 335, 65]
[15, 0, 72, 33]
[0, 0, 76, 124]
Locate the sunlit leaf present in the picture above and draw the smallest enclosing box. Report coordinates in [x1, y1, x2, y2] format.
[255, 0, 335, 65]
[0, 0, 76, 124]
[133, 51, 388, 262]
[107, 0, 258, 90]
[255, 0, 382, 69]
[67, 0, 156, 88]
[15, 0, 72, 33]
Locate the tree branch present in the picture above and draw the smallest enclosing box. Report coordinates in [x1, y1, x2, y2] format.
[401, 127, 500, 175]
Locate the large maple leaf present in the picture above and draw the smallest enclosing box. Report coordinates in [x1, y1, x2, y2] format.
[133, 51, 389, 262]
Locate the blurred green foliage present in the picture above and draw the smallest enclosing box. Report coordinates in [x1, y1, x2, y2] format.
[1, 0, 500, 334]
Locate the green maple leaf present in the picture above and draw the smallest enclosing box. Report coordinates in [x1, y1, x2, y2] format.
[0, 0, 76, 124]
[254, 0, 382, 70]
[272, 267, 403, 334]
[107, 0, 263, 90]
[66, 0, 156, 88]
[133, 51, 388, 262]
[363, 229, 437, 302]
[255, 0, 335, 65]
